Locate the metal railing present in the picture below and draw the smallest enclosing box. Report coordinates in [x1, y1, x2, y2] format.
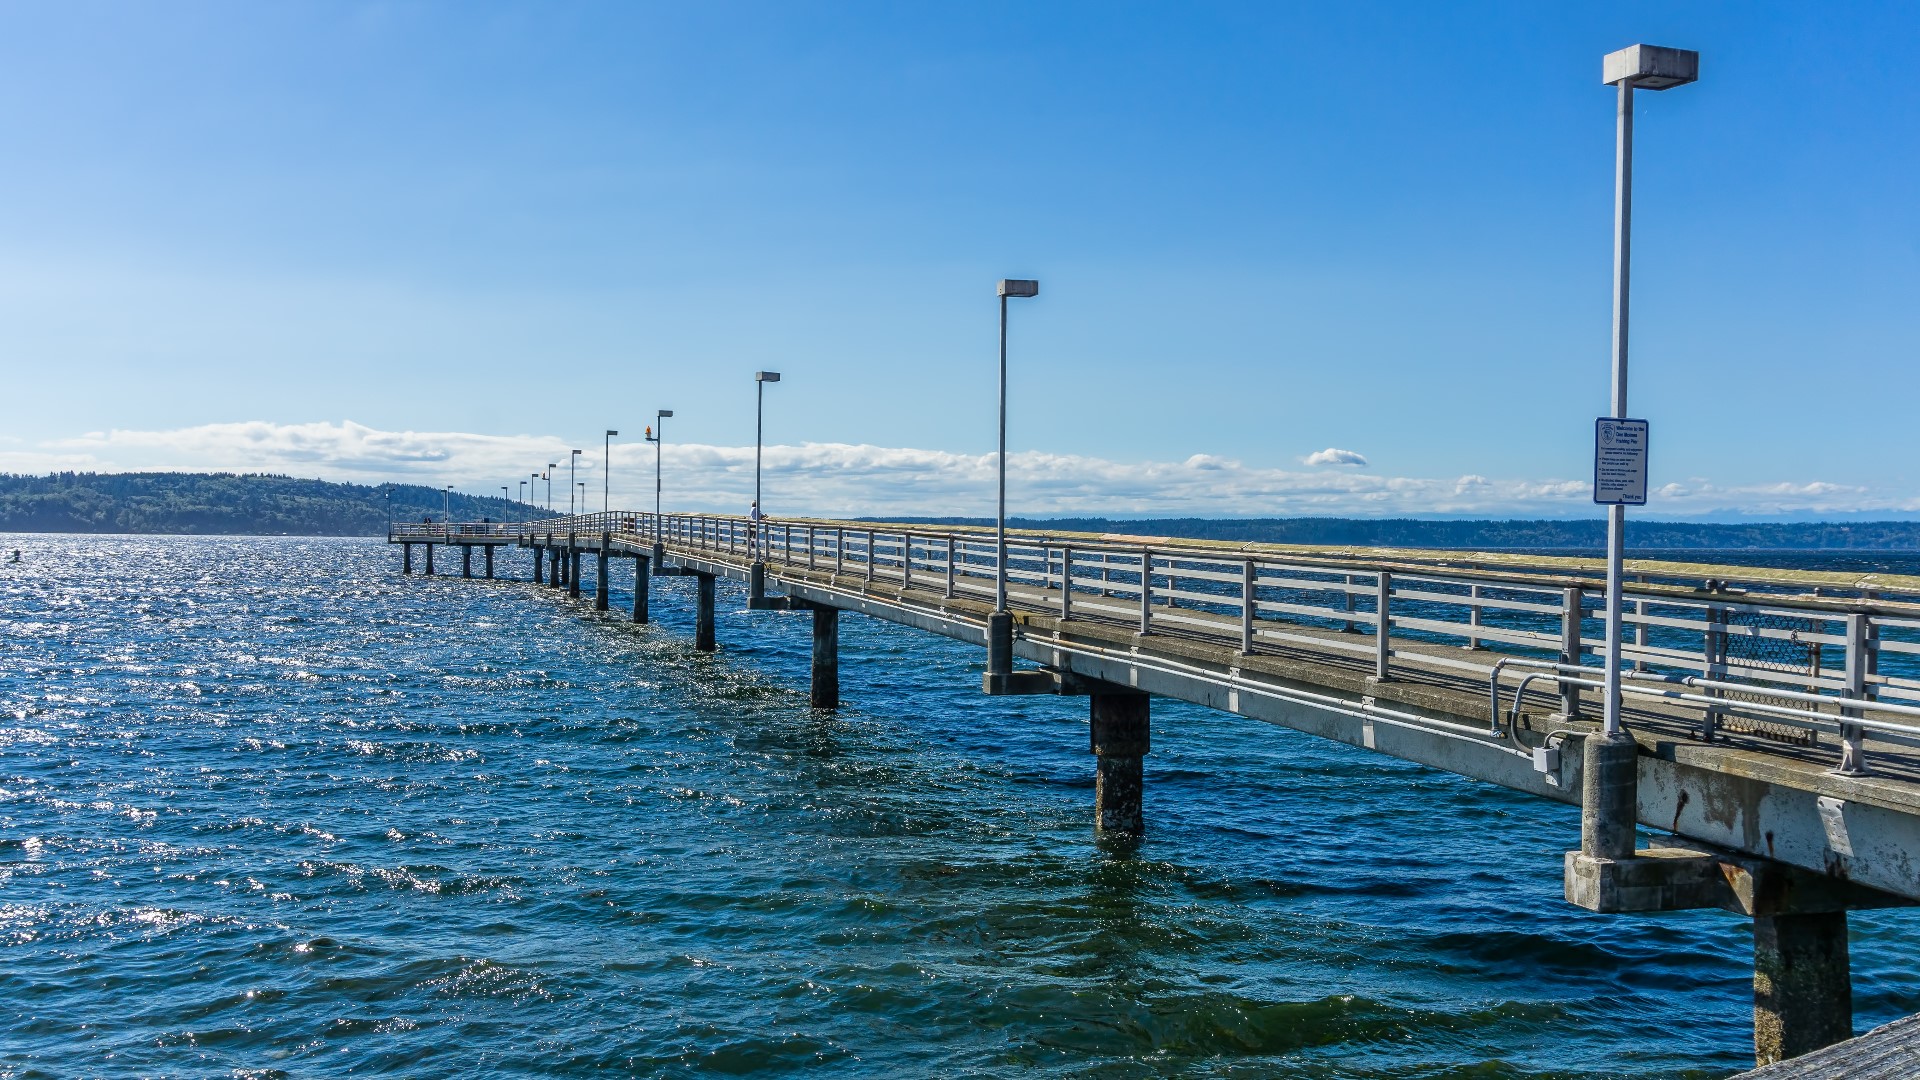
[389, 521, 522, 541]
[480, 511, 1920, 772]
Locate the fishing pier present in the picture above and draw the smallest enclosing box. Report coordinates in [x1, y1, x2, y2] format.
[392, 512, 1920, 1070]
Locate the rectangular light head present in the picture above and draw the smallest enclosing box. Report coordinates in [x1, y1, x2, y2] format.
[756, 371, 781, 382]
[606, 429, 618, 436]
[998, 279, 1039, 298]
[658, 409, 673, 417]
[1603, 44, 1699, 89]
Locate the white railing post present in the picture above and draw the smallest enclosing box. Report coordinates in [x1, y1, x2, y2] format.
[1561, 586, 1584, 718]
[1839, 612, 1869, 775]
[865, 530, 875, 583]
[807, 525, 816, 570]
[1060, 545, 1073, 620]
[902, 532, 913, 588]
[1240, 559, 1255, 655]
[1344, 574, 1357, 633]
[1138, 550, 1153, 635]
[945, 536, 956, 598]
[1465, 583, 1482, 649]
[1374, 572, 1392, 679]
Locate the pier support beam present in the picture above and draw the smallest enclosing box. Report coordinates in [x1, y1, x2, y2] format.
[810, 605, 839, 709]
[1090, 689, 1150, 835]
[425, 544, 435, 575]
[402, 542, 412, 574]
[568, 541, 581, 600]
[694, 572, 717, 652]
[631, 555, 650, 623]
[484, 545, 493, 579]
[750, 561, 767, 606]
[1754, 911, 1852, 1066]
[462, 544, 472, 579]
[532, 547, 543, 585]
[595, 541, 609, 611]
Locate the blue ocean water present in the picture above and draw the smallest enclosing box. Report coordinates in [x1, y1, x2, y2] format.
[3, 535, 1917, 1078]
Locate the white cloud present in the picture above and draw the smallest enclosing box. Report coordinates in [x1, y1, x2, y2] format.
[3, 419, 1915, 518]
[1303, 447, 1368, 467]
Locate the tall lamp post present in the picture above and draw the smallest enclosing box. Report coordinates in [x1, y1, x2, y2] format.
[519, 480, 527, 518]
[1583, 45, 1699, 867]
[986, 278, 1040, 685]
[545, 465, 556, 513]
[442, 485, 453, 521]
[384, 484, 392, 533]
[646, 410, 672, 543]
[604, 429, 618, 515]
[754, 372, 780, 544]
[568, 449, 582, 518]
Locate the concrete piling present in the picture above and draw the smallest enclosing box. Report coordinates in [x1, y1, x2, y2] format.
[595, 541, 609, 611]
[484, 545, 493, 579]
[1090, 689, 1150, 835]
[462, 544, 472, 579]
[810, 605, 839, 709]
[632, 555, 650, 623]
[1581, 729, 1640, 860]
[402, 542, 413, 574]
[1754, 911, 1852, 1065]
[694, 572, 717, 652]
[568, 542, 581, 600]
[425, 544, 435, 575]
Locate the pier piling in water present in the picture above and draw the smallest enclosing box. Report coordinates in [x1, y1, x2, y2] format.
[595, 539, 610, 611]
[632, 555, 650, 623]
[568, 538, 581, 600]
[810, 605, 839, 709]
[484, 545, 493, 579]
[1755, 911, 1852, 1065]
[402, 542, 412, 574]
[462, 544, 472, 579]
[1089, 688, 1149, 835]
[424, 544, 434, 575]
[694, 572, 716, 652]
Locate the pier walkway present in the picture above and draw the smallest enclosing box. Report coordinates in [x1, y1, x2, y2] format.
[392, 512, 1920, 1068]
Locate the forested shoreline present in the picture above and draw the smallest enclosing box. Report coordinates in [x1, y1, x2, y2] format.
[4, 472, 1918, 548]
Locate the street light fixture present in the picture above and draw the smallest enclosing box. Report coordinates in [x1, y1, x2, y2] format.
[604, 430, 618, 515]
[1586, 44, 1698, 860]
[519, 479, 528, 518]
[442, 485, 453, 521]
[545, 465, 556, 513]
[988, 278, 1040, 682]
[568, 449, 582, 518]
[646, 410, 672, 543]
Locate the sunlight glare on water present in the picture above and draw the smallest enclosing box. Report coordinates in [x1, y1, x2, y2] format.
[4, 536, 1917, 1077]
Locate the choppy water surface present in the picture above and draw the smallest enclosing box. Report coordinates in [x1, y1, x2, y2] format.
[4, 536, 1918, 1078]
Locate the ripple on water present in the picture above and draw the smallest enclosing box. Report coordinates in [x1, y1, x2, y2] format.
[2, 535, 1906, 1077]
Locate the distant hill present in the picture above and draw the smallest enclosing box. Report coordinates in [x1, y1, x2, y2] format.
[881, 516, 1920, 551]
[4, 473, 1919, 548]
[0, 472, 530, 535]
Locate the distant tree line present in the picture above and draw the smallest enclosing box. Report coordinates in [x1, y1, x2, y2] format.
[4, 473, 1917, 547]
[885, 516, 1920, 551]
[0, 472, 534, 535]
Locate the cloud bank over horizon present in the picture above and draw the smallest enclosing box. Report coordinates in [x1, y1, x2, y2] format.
[1, 419, 1910, 520]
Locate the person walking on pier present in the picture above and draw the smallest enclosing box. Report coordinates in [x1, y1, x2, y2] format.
[748, 500, 763, 557]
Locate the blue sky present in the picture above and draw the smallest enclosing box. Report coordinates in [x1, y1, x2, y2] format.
[1, 2, 1915, 517]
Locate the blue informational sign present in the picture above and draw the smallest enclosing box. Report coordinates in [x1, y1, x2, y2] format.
[1593, 418, 1650, 506]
